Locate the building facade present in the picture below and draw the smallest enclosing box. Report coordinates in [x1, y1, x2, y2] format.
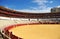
[51, 7, 60, 13]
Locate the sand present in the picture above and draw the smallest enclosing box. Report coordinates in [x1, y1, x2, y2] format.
[9, 24, 60, 39]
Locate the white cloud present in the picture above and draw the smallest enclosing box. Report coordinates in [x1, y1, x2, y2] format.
[32, 0, 53, 10]
[33, 0, 48, 5]
[16, 0, 52, 13]
[5, 0, 53, 13]
[32, 0, 47, 9]
[16, 7, 51, 13]
[56, 5, 60, 8]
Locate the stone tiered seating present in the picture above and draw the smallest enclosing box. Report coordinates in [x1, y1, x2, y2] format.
[0, 19, 39, 29]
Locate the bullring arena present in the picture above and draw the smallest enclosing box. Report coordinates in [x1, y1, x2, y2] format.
[0, 6, 60, 39]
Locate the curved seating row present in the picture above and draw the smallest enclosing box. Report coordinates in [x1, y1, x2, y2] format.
[1, 22, 60, 39]
[2, 24, 25, 39]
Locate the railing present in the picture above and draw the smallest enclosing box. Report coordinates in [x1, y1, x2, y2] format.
[0, 30, 22, 39]
[0, 22, 60, 39]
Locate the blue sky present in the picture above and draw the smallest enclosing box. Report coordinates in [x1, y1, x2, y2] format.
[0, 0, 60, 13]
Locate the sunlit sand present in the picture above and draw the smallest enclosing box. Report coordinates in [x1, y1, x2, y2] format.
[9, 24, 60, 39]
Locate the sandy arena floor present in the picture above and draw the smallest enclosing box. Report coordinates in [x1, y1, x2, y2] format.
[9, 24, 60, 39]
